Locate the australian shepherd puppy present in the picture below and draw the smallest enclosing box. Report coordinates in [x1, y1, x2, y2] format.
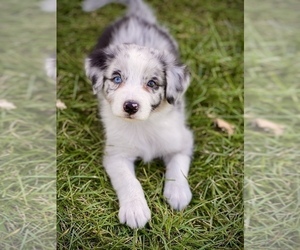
[84, 0, 193, 228]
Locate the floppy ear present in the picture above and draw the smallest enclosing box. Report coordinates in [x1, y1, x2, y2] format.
[165, 62, 190, 105]
[85, 48, 115, 94]
[85, 57, 102, 94]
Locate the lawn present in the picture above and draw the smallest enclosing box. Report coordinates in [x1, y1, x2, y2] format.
[57, 0, 243, 249]
[244, 1, 300, 249]
[0, 0, 56, 249]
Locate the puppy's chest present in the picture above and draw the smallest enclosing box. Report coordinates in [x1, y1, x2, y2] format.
[134, 127, 176, 160]
[107, 122, 181, 161]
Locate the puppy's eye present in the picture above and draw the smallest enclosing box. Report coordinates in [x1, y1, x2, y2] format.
[112, 75, 122, 84]
[147, 80, 157, 88]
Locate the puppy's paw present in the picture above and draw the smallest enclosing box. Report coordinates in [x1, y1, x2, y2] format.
[164, 179, 192, 210]
[119, 198, 151, 229]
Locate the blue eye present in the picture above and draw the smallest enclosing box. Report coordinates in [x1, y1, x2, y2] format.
[113, 75, 122, 84]
[147, 80, 157, 88]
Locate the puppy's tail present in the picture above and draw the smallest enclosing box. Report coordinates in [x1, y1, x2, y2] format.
[82, 0, 156, 24]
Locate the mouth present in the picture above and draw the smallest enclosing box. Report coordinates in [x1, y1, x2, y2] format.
[116, 113, 136, 120]
[112, 106, 150, 121]
[125, 115, 134, 120]
[117, 113, 148, 121]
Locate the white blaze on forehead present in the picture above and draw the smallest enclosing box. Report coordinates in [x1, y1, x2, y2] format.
[110, 46, 163, 85]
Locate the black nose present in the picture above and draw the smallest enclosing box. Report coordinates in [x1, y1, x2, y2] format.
[123, 101, 139, 115]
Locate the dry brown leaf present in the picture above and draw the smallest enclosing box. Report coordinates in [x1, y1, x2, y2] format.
[214, 118, 235, 136]
[0, 99, 16, 110]
[56, 99, 67, 110]
[207, 113, 235, 135]
[252, 118, 285, 136]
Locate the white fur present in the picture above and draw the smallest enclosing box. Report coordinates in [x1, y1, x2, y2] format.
[82, 0, 156, 24]
[45, 56, 56, 80]
[84, 0, 193, 229]
[40, 0, 56, 12]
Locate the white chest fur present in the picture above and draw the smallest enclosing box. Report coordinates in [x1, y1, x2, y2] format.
[101, 100, 192, 162]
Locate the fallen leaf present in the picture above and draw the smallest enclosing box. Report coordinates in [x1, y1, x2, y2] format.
[207, 113, 235, 135]
[252, 118, 285, 136]
[56, 99, 67, 110]
[0, 99, 16, 110]
[214, 118, 235, 136]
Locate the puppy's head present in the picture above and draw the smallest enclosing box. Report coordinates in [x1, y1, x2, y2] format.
[85, 44, 189, 120]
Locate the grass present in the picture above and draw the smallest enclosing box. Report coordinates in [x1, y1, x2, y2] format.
[0, 0, 56, 249]
[244, 1, 300, 249]
[57, 0, 243, 249]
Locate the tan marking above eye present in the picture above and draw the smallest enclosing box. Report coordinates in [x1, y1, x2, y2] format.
[142, 84, 152, 93]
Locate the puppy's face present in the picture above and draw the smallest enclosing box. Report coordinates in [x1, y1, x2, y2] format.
[85, 44, 189, 120]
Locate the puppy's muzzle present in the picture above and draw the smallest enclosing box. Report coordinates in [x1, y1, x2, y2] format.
[123, 101, 139, 115]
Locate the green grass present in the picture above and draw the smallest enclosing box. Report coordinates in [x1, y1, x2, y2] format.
[244, 1, 300, 249]
[57, 0, 243, 249]
[0, 0, 56, 249]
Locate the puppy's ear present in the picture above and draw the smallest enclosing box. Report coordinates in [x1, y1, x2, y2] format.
[85, 48, 115, 94]
[165, 62, 190, 105]
[85, 57, 101, 94]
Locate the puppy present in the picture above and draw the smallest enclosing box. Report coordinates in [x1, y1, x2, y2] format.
[84, 0, 193, 229]
[40, 0, 56, 12]
[40, 0, 56, 80]
[45, 54, 56, 80]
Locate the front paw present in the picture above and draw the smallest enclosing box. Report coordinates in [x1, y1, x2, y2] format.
[119, 198, 151, 229]
[164, 179, 192, 210]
